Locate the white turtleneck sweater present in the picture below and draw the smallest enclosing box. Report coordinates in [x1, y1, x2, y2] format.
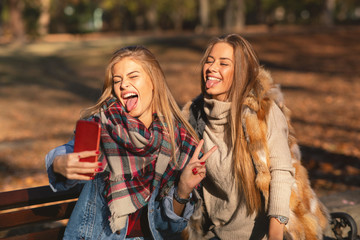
[200, 98, 295, 240]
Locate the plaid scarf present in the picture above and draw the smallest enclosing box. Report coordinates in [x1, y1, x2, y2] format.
[93, 98, 197, 232]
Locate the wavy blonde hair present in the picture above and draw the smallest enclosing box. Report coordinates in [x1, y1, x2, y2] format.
[200, 34, 262, 215]
[82, 46, 199, 161]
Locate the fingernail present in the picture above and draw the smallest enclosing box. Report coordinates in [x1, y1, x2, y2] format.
[97, 162, 102, 166]
[192, 168, 198, 175]
[90, 176, 95, 180]
[95, 168, 102, 172]
[200, 162, 205, 165]
[95, 150, 100, 154]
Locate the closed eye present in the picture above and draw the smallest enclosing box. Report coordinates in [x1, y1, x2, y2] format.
[127, 71, 140, 79]
[205, 56, 214, 64]
[129, 75, 139, 79]
[113, 76, 122, 84]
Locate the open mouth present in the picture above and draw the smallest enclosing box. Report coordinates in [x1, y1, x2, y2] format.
[122, 92, 138, 112]
[206, 76, 221, 88]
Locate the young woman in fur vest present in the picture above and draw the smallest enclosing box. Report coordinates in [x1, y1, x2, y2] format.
[182, 34, 330, 240]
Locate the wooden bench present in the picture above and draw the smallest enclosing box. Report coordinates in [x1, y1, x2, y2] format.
[1, 185, 359, 240]
[0, 185, 81, 240]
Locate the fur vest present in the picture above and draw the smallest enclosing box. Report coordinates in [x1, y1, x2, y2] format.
[182, 68, 330, 240]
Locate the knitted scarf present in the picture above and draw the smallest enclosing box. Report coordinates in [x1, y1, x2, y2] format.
[92, 98, 197, 232]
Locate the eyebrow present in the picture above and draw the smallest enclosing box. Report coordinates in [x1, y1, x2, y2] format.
[127, 70, 140, 76]
[207, 55, 233, 62]
[112, 70, 140, 78]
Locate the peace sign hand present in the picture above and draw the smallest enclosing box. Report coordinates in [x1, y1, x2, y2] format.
[177, 139, 217, 199]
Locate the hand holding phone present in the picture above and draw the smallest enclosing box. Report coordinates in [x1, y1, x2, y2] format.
[73, 120, 101, 163]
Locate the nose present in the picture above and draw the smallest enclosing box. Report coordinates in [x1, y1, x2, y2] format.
[120, 78, 130, 89]
[207, 61, 219, 72]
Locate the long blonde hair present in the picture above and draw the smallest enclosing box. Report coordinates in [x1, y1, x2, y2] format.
[82, 46, 199, 161]
[200, 34, 262, 215]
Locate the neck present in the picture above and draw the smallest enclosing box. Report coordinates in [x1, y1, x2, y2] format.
[207, 93, 228, 102]
[139, 105, 155, 128]
[139, 114, 153, 128]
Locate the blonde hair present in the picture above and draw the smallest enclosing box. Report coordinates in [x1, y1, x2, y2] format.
[200, 34, 262, 215]
[82, 46, 199, 161]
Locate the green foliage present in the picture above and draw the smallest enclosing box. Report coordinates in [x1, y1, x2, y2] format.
[49, 0, 99, 33]
[2, 0, 360, 37]
[245, 0, 348, 24]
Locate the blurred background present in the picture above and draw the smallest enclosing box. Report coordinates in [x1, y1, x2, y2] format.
[1, 0, 360, 42]
[0, 0, 359, 198]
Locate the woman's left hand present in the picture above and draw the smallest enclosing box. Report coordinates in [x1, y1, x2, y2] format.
[177, 139, 217, 200]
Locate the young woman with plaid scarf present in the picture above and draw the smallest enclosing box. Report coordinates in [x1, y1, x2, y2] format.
[45, 46, 216, 240]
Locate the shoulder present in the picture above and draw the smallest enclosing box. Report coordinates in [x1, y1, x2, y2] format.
[182, 95, 203, 119]
[243, 68, 286, 118]
[266, 102, 289, 139]
[243, 68, 274, 113]
[181, 95, 204, 132]
[267, 102, 288, 127]
[173, 120, 194, 146]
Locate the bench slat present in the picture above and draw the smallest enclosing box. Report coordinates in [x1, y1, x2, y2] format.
[0, 185, 81, 210]
[0, 201, 76, 230]
[1, 226, 66, 240]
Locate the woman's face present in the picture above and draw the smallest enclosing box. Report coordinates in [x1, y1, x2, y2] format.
[203, 42, 234, 101]
[113, 58, 154, 127]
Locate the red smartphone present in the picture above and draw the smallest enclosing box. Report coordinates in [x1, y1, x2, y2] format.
[73, 120, 101, 163]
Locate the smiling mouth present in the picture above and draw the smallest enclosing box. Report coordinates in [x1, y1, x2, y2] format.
[122, 93, 138, 112]
[206, 76, 221, 88]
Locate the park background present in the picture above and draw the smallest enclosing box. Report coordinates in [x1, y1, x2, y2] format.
[0, 0, 359, 225]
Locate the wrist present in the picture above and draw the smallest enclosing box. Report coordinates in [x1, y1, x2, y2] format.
[177, 182, 192, 199]
[173, 186, 191, 204]
[270, 215, 289, 225]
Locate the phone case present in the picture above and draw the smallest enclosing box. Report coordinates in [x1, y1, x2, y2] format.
[73, 120, 101, 163]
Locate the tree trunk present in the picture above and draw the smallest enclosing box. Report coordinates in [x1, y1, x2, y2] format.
[234, 0, 245, 32]
[0, 1, 3, 36]
[198, 0, 209, 33]
[146, 1, 159, 31]
[322, 0, 336, 26]
[224, 0, 246, 32]
[224, 0, 235, 32]
[9, 0, 25, 42]
[38, 0, 51, 36]
[172, 6, 183, 31]
[255, 0, 264, 24]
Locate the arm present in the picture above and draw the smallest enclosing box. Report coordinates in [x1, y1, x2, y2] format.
[153, 139, 216, 237]
[45, 139, 101, 192]
[153, 186, 200, 239]
[45, 139, 78, 192]
[266, 103, 295, 239]
[174, 139, 217, 216]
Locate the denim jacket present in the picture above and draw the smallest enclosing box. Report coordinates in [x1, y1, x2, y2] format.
[45, 140, 195, 240]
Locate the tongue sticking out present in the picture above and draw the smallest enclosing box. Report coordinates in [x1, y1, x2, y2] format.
[206, 80, 220, 89]
[125, 97, 138, 112]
